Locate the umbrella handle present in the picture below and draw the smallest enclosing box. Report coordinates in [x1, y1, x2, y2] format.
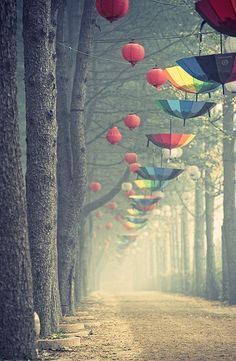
[147, 139, 150, 147]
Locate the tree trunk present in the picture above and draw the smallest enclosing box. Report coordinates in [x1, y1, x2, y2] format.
[205, 182, 220, 300]
[57, 0, 96, 315]
[181, 206, 190, 294]
[222, 95, 236, 304]
[0, 1, 36, 358]
[23, 0, 61, 336]
[193, 179, 205, 296]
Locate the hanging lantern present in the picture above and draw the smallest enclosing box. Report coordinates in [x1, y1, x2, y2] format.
[162, 148, 183, 160]
[105, 222, 113, 230]
[125, 189, 136, 198]
[95, 0, 129, 22]
[225, 81, 236, 93]
[106, 126, 122, 144]
[121, 41, 145, 66]
[187, 165, 201, 181]
[225, 37, 236, 53]
[108, 202, 117, 210]
[95, 210, 103, 218]
[89, 182, 102, 192]
[146, 67, 167, 90]
[121, 182, 133, 191]
[123, 114, 141, 130]
[124, 152, 138, 164]
[129, 162, 141, 173]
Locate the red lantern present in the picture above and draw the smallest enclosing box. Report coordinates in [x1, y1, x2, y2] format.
[124, 152, 138, 164]
[96, 0, 129, 22]
[89, 182, 102, 192]
[129, 163, 141, 173]
[105, 222, 113, 230]
[123, 114, 141, 130]
[106, 126, 122, 145]
[121, 41, 145, 66]
[123, 223, 132, 231]
[108, 202, 117, 210]
[125, 189, 136, 198]
[95, 210, 103, 218]
[146, 67, 167, 90]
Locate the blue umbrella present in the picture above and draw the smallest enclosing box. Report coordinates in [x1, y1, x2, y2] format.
[125, 216, 148, 224]
[156, 99, 216, 126]
[131, 197, 161, 207]
[137, 166, 184, 181]
[176, 53, 236, 85]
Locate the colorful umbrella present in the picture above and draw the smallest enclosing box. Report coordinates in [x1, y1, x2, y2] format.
[131, 197, 161, 207]
[176, 53, 236, 85]
[127, 208, 146, 216]
[137, 166, 184, 181]
[156, 99, 216, 126]
[196, 0, 236, 37]
[117, 234, 137, 244]
[134, 179, 169, 191]
[125, 216, 148, 224]
[146, 133, 195, 150]
[125, 222, 147, 229]
[132, 203, 156, 212]
[164, 65, 220, 94]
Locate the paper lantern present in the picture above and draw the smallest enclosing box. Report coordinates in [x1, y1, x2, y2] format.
[125, 189, 136, 197]
[96, 0, 129, 22]
[146, 67, 167, 90]
[129, 162, 141, 173]
[105, 222, 113, 230]
[106, 126, 122, 144]
[95, 210, 103, 218]
[121, 41, 145, 66]
[124, 152, 138, 164]
[121, 182, 133, 191]
[123, 114, 141, 130]
[108, 202, 117, 210]
[89, 182, 102, 192]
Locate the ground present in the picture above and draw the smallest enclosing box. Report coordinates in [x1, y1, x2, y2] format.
[47, 292, 236, 361]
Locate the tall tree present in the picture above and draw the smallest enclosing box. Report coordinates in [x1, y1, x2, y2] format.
[0, 0, 36, 358]
[23, 0, 61, 336]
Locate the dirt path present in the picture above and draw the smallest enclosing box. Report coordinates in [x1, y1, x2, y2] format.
[47, 292, 236, 361]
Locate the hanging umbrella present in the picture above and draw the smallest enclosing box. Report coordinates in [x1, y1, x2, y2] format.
[117, 234, 137, 244]
[195, 0, 236, 37]
[125, 222, 147, 229]
[127, 208, 146, 216]
[134, 179, 169, 191]
[156, 99, 216, 126]
[146, 133, 195, 150]
[132, 203, 156, 212]
[137, 166, 184, 181]
[130, 197, 161, 207]
[125, 216, 148, 224]
[164, 66, 220, 94]
[176, 53, 236, 85]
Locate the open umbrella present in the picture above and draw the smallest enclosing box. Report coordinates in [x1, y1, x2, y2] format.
[137, 166, 184, 181]
[176, 53, 236, 85]
[125, 222, 147, 229]
[127, 208, 146, 216]
[134, 179, 169, 191]
[125, 216, 148, 224]
[164, 65, 220, 94]
[132, 203, 156, 212]
[195, 0, 236, 37]
[146, 133, 195, 150]
[156, 99, 216, 126]
[131, 197, 161, 207]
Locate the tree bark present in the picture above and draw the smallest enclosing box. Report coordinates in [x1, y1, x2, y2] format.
[193, 179, 205, 296]
[23, 0, 61, 336]
[0, 1, 36, 358]
[57, 0, 96, 315]
[222, 95, 236, 304]
[181, 206, 190, 294]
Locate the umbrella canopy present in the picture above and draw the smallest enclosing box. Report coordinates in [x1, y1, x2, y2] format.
[156, 99, 216, 126]
[125, 216, 148, 224]
[164, 65, 220, 94]
[127, 208, 146, 216]
[131, 197, 161, 207]
[132, 203, 156, 212]
[125, 222, 147, 229]
[137, 166, 184, 181]
[177, 53, 236, 85]
[134, 179, 169, 191]
[117, 234, 137, 244]
[196, 0, 236, 37]
[146, 133, 195, 150]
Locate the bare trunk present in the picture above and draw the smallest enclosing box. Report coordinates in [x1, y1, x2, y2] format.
[23, 0, 61, 336]
[181, 206, 191, 294]
[0, 1, 36, 358]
